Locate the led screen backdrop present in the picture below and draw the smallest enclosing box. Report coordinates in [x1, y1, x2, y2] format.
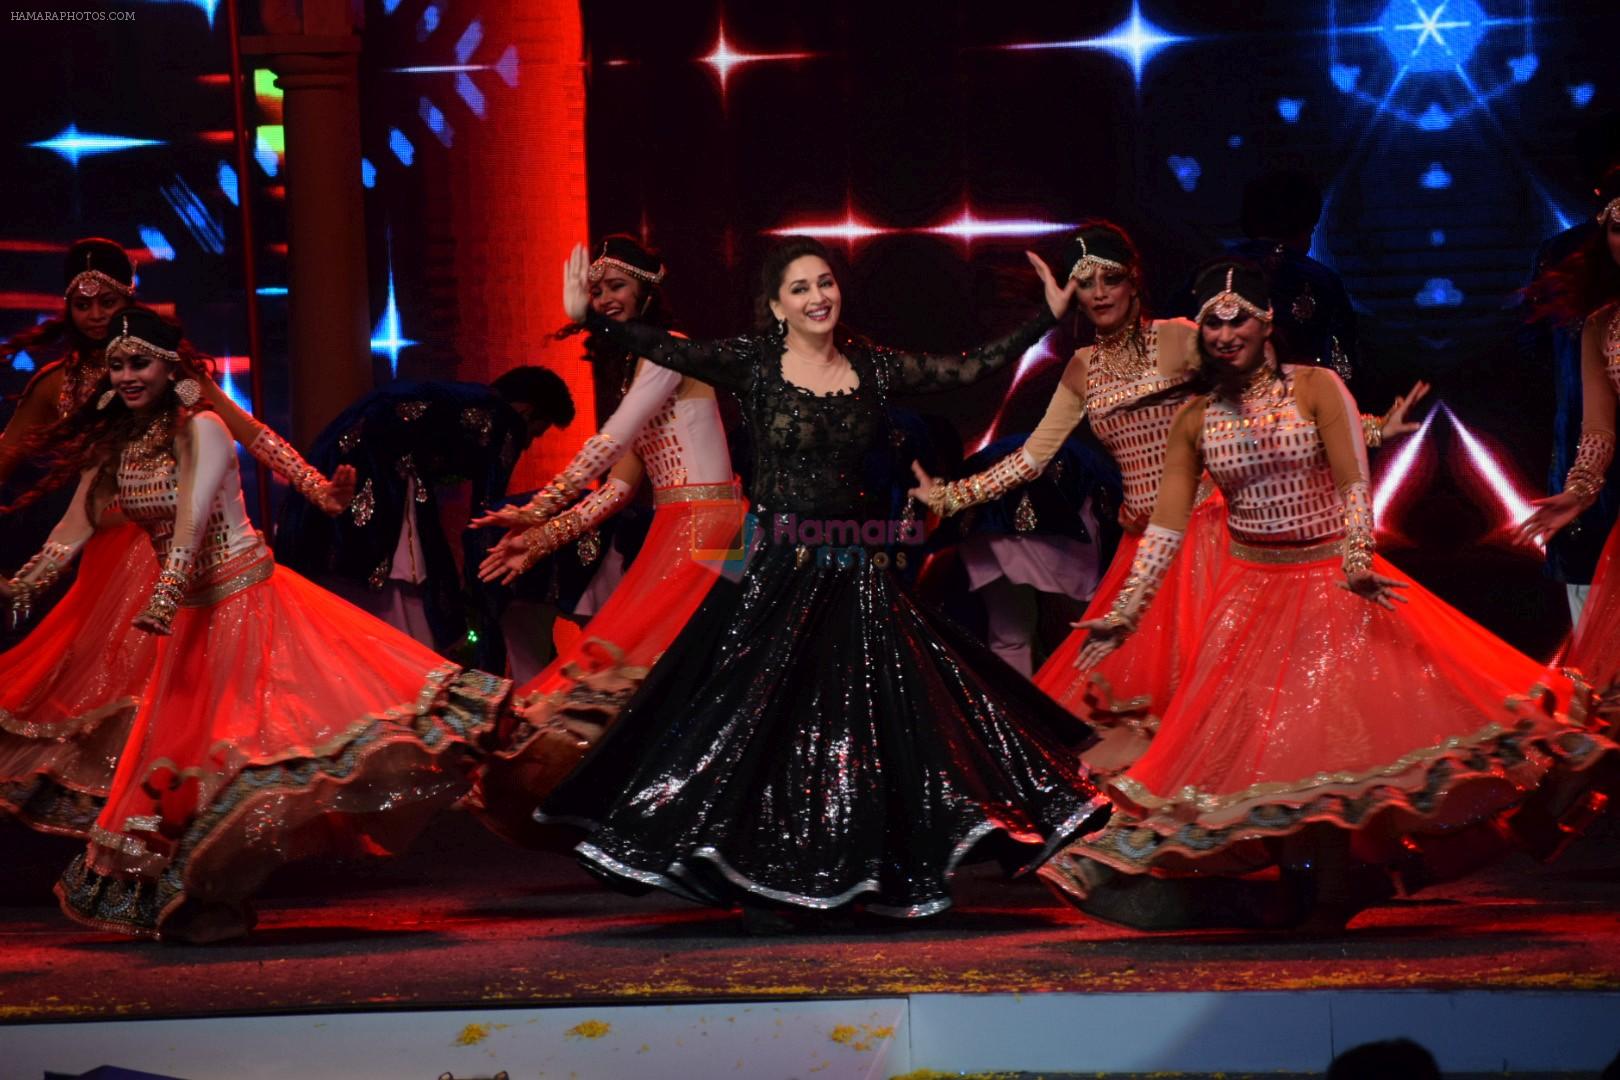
[577, 0, 1619, 652]
[1, 0, 1617, 653]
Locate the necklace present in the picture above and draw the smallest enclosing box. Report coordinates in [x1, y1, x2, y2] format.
[782, 343, 855, 395]
[1238, 367, 1288, 406]
[1093, 320, 1151, 380]
[123, 409, 178, 471]
[57, 347, 108, 417]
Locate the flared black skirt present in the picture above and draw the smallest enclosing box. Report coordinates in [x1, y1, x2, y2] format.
[542, 542, 1111, 916]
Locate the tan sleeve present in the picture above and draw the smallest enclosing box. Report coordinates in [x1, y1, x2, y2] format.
[0, 364, 67, 485]
[1559, 310, 1619, 501]
[1153, 318, 1200, 376]
[1146, 398, 1207, 534]
[1058, 346, 1090, 397]
[170, 413, 235, 565]
[1021, 381, 1086, 469]
[16, 466, 100, 578]
[196, 372, 267, 446]
[1295, 367, 1369, 492]
[1580, 308, 1618, 438]
[606, 449, 645, 492]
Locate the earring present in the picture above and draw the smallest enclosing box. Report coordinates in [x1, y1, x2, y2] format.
[97, 389, 117, 410]
[174, 378, 202, 407]
[776, 318, 787, 339]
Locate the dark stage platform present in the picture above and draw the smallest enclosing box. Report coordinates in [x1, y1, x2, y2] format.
[3, 809, 1618, 1025]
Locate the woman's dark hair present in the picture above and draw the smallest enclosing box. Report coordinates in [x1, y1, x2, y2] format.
[63, 237, 134, 290]
[0, 315, 75, 370]
[1528, 165, 1620, 325]
[754, 236, 843, 334]
[2, 307, 214, 517]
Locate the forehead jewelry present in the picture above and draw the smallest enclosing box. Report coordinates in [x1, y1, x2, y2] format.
[105, 315, 179, 363]
[587, 241, 667, 286]
[1068, 236, 1129, 282]
[1197, 267, 1274, 324]
[65, 249, 136, 300]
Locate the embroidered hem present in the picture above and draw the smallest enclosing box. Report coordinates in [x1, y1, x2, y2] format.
[0, 695, 138, 742]
[57, 667, 509, 939]
[1046, 707, 1615, 886]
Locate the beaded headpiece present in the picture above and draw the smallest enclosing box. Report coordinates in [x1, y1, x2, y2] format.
[586, 236, 666, 286]
[104, 309, 182, 363]
[1068, 236, 1129, 282]
[63, 238, 136, 301]
[1195, 267, 1274, 325]
[1598, 197, 1620, 226]
[1063, 226, 1138, 283]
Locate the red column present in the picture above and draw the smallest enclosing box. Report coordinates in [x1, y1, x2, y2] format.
[442, 0, 591, 491]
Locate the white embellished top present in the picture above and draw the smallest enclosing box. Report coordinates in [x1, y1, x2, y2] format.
[609, 362, 732, 490]
[1084, 323, 1197, 524]
[118, 411, 270, 604]
[1200, 369, 1352, 544]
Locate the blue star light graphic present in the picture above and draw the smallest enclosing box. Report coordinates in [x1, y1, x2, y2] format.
[1003, 2, 1190, 88]
[30, 125, 162, 166]
[1378, 0, 1487, 72]
[372, 239, 418, 376]
[1081, 1, 1189, 85]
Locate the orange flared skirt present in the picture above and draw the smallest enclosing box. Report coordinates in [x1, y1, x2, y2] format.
[55, 555, 508, 939]
[1043, 540, 1615, 895]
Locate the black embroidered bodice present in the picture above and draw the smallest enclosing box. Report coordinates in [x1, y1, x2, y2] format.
[587, 311, 1055, 519]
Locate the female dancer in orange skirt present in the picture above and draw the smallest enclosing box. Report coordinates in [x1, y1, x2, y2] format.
[0, 242, 353, 840]
[467, 236, 745, 843]
[1521, 169, 1620, 715]
[1041, 260, 1614, 929]
[914, 224, 1422, 771]
[3, 309, 503, 942]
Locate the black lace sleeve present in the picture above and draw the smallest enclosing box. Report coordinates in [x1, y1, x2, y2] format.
[877, 310, 1057, 395]
[584, 312, 757, 393]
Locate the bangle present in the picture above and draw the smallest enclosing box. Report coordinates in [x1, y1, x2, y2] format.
[138, 568, 187, 632]
[1362, 414, 1384, 450]
[1341, 481, 1375, 576]
[1564, 430, 1615, 502]
[930, 451, 1039, 517]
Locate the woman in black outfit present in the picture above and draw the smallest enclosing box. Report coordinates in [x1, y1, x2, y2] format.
[540, 237, 1110, 918]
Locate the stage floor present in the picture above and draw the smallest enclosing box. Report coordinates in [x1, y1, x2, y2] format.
[2, 810, 1617, 1024]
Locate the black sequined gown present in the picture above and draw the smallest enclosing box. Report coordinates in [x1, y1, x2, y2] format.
[542, 312, 1111, 916]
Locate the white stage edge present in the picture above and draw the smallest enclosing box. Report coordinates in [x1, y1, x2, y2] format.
[5, 990, 1617, 1078]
